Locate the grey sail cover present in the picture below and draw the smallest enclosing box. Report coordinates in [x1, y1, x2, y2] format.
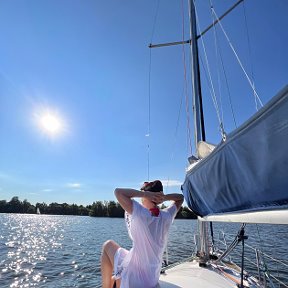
[182, 86, 288, 217]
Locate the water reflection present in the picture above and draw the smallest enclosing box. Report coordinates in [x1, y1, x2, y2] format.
[1, 214, 64, 287]
[0, 215, 287, 287]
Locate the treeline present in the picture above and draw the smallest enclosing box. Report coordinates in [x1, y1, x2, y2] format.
[0, 196, 197, 219]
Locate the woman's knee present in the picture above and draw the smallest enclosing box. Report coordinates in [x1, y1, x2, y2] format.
[102, 240, 120, 259]
[102, 240, 117, 251]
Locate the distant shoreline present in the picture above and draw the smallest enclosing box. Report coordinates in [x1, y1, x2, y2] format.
[0, 196, 197, 219]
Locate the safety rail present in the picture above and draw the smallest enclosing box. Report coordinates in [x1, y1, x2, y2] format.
[212, 231, 288, 288]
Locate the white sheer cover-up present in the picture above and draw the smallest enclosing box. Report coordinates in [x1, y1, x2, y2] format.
[113, 200, 177, 288]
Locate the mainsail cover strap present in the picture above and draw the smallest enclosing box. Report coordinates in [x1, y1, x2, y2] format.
[182, 86, 288, 217]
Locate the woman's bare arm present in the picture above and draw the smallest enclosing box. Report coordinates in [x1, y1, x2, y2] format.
[114, 188, 164, 214]
[163, 193, 184, 211]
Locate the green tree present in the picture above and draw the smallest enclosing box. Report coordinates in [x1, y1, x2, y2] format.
[71, 204, 79, 215]
[27, 205, 36, 214]
[48, 202, 62, 215]
[90, 201, 105, 217]
[0, 200, 7, 213]
[107, 201, 118, 217]
[177, 206, 197, 219]
[8, 196, 22, 213]
[22, 199, 34, 213]
[78, 205, 89, 216]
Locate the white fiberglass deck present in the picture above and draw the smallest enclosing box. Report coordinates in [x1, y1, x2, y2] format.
[159, 261, 238, 288]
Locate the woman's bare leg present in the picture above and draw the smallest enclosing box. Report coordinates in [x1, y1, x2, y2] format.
[101, 240, 120, 288]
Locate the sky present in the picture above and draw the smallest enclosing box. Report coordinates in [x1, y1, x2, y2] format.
[0, 0, 287, 206]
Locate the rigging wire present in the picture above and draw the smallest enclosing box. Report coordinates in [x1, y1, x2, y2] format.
[215, 31, 238, 128]
[147, 1, 186, 265]
[207, 12, 218, 243]
[210, 1, 225, 128]
[242, 1, 260, 111]
[150, 0, 161, 43]
[163, 0, 195, 203]
[194, 2, 226, 141]
[148, 0, 185, 193]
[148, 0, 187, 188]
[147, 0, 160, 181]
[209, 0, 237, 129]
[147, 49, 152, 181]
[166, 0, 191, 193]
[202, 14, 222, 243]
[210, 6, 264, 108]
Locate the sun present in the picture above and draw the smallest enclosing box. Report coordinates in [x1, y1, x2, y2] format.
[34, 107, 66, 138]
[40, 113, 62, 135]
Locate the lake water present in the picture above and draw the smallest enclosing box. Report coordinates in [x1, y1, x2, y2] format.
[0, 214, 287, 287]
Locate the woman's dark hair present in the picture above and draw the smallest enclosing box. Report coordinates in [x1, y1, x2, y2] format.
[140, 180, 163, 192]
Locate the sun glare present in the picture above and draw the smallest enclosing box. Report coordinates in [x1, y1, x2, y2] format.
[40, 113, 62, 134]
[34, 107, 66, 138]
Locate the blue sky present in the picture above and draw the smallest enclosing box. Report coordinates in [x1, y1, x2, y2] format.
[0, 0, 287, 205]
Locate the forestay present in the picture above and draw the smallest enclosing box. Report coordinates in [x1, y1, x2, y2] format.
[182, 86, 288, 219]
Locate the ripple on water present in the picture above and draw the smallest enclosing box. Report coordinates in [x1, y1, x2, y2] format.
[1, 215, 287, 287]
[0, 214, 66, 287]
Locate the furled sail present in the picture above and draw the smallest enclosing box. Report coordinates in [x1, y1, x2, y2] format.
[182, 86, 288, 220]
[197, 141, 216, 159]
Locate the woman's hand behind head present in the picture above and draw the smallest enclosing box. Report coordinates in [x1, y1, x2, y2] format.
[143, 191, 164, 205]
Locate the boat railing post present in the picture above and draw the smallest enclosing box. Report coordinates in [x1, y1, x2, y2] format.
[237, 226, 248, 288]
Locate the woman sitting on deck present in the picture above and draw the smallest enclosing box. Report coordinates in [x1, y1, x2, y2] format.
[101, 180, 184, 288]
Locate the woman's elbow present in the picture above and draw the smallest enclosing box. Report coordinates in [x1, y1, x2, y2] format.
[176, 195, 184, 206]
[114, 188, 120, 198]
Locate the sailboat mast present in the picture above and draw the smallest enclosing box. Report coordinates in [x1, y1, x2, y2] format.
[189, 0, 205, 147]
[188, 0, 209, 264]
